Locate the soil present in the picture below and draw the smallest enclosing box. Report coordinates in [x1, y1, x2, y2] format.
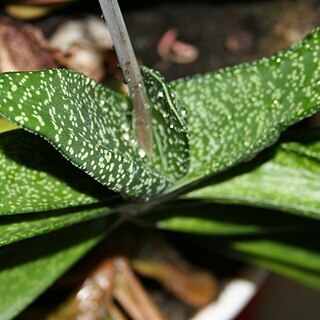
[31, 0, 320, 81]
[123, 0, 320, 80]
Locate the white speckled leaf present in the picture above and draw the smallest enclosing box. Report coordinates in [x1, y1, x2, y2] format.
[0, 130, 115, 215]
[186, 142, 320, 219]
[0, 217, 115, 320]
[141, 67, 189, 180]
[170, 27, 320, 190]
[0, 68, 189, 199]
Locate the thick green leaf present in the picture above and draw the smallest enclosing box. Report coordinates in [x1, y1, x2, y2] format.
[210, 235, 320, 290]
[186, 145, 320, 219]
[0, 68, 188, 199]
[0, 216, 116, 320]
[143, 201, 320, 235]
[141, 67, 189, 181]
[226, 236, 320, 275]
[0, 130, 115, 215]
[232, 250, 320, 291]
[162, 215, 320, 276]
[281, 129, 320, 161]
[0, 206, 110, 247]
[153, 207, 320, 290]
[170, 27, 320, 190]
[147, 199, 320, 289]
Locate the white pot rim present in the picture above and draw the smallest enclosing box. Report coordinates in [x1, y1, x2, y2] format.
[192, 265, 268, 320]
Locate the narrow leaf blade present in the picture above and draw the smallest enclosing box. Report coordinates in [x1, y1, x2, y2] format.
[0, 206, 110, 247]
[149, 204, 320, 290]
[186, 145, 320, 219]
[281, 129, 320, 161]
[143, 201, 320, 235]
[142, 67, 189, 181]
[213, 235, 320, 291]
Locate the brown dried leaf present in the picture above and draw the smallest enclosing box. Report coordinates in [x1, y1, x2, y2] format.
[52, 44, 106, 82]
[157, 28, 199, 64]
[0, 17, 58, 72]
[48, 256, 165, 320]
[132, 233, 217, 308]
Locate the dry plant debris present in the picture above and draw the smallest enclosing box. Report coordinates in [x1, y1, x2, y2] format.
[157, 28, 199, 64]
[0, 17, 58, 72]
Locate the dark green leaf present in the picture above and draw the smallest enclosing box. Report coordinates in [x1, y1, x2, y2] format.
[0, 68, 189, 199]
[170, 27, 320, 191]
[152, 206, 320, 290]
[142, 67, 189, 181]
[143, 201, 320, 235]
[226, 235, 320, 276]
[186, 145, 320, 219]
[229, 248, 320, 291]
[0, 206, 110, 247]
[0, 130, 114, 215]
[212, 234, 320, 291]
[0, 216, 116, 320]
[281, 129, 320, 161]
[146, 199, 320, 289]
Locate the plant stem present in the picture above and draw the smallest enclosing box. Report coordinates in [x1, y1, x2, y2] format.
[98, 0, 153, 157]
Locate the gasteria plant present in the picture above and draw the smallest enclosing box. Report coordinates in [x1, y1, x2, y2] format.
[0, 5, 320, 319]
